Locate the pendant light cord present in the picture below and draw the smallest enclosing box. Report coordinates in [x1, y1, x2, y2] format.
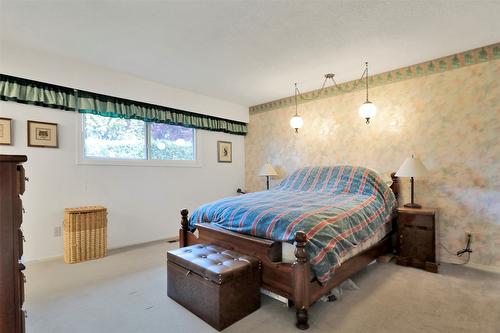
[293, 62, 371, 106]
[350, 62, 369, 101]
[295, 74, 339, 102]
[365, 62, 369, 102]
[294, 83, 299, 116]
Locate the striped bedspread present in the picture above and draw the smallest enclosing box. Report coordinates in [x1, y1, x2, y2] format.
[189, 166, 397, 283]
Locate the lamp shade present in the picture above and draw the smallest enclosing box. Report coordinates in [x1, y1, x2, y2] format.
[258, 163, 278, 177]
[395, 156, 429, 177]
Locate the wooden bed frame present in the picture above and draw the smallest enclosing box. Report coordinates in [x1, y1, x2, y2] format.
[178, 173, 399, 330]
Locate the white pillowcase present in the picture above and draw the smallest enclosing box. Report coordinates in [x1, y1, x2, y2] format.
[383, 174, 393, 187]
[372, 169, 393, 187]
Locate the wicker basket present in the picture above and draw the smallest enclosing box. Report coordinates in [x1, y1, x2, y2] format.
[64, 206, 107, 264]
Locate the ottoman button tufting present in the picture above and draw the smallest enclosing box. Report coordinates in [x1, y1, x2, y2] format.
[167, 243, 261, 331]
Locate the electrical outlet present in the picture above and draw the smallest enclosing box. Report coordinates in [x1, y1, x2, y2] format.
[53, 226, 62, 237]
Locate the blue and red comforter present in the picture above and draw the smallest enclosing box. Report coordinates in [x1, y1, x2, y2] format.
[190, 166, 397, 283]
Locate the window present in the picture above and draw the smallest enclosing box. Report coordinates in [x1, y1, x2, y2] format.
[82, 114, 196, 162]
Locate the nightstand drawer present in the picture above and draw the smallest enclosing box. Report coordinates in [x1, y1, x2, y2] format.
[398, 213, 434, 231]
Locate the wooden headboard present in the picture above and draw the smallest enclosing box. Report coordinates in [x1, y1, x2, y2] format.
[390, 172, 400, 201]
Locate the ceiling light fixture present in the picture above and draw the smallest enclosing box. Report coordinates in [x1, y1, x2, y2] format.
[290, 62, 377, 131]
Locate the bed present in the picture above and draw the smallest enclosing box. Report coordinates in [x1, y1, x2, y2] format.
[179, 166, 399, 329]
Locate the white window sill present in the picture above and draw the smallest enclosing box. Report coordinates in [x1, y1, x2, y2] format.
[77, 158, 202, 168]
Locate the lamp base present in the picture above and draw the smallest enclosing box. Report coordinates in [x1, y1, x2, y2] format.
[403, 202, 422, 209]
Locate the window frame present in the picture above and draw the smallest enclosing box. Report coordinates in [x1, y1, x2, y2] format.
[77, 114, 201, 167]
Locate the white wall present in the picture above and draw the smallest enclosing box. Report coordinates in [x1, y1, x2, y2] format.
[0, 42, 247, 261]
[0, 41, 249, 123]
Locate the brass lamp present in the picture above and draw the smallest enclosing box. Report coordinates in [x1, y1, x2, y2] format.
[395, 155, 429, 208]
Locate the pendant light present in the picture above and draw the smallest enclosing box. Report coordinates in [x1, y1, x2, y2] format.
[290, 75, 336, 133]
[290, 83, 304, 133]
[358, 62, 377, 124]
[289, 63, 376, 132]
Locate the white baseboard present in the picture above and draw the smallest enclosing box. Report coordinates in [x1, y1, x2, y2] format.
[25, 254, 63, 264]
[464, 262, 500, 274]
[440, 258, 500, 274]
[24, 236, 178, 264]
[25, 239, 499, 275]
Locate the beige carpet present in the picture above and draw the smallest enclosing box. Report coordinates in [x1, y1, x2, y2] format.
[25, 241, 500, 333]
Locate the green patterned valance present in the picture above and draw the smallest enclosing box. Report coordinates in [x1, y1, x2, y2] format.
[77, 91, 247, 135]
[0, 74, 76, 111]
[0, 74, 247, 135]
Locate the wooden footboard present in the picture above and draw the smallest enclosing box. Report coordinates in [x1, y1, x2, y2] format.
[178, 209, 393, 330]
[180, 209, 295, 298]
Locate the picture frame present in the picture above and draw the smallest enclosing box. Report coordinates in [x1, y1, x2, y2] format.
[27, 120, 59, 148]
[217, 141, 232, 163]
[0, 117, 12, 145]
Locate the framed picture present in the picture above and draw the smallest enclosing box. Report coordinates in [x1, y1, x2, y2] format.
[0, 117, 12, 145]
[217, 141, 232, 163]
[27, 120, 59, 148]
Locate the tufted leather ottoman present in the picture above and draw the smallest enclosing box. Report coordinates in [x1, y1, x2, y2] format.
[167, 244, 261, 331]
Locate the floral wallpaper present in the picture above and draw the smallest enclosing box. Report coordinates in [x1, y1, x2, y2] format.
[245, 59, 500, 267]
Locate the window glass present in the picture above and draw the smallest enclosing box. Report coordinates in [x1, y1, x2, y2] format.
[149, 123, 195, 160]
[82, 114, 195, 161]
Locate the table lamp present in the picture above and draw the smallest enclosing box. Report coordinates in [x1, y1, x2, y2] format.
[395, 155, 429, 208]
[258, 163, 277, 190]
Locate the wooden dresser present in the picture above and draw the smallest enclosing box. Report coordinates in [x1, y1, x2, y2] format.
[396, 207, 438, 273]
[0, 155, 28, 333]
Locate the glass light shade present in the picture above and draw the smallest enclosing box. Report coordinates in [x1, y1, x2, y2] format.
[290, 115, 304, 131]
[358, 101, 377, 121]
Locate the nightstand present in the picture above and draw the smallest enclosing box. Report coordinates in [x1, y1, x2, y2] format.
[396, 207, 438, 273]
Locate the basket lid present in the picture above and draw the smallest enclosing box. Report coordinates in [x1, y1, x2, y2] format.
[64, 205, 107, 213]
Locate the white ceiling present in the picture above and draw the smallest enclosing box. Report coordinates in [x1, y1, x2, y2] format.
[1, 0, 499, 107]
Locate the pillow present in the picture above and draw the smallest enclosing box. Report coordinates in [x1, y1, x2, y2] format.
[382, 174, 394, 187]
[278, 166, 391, 195]
[372, 169, 393, 187]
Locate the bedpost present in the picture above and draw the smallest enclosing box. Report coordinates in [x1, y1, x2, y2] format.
[180, 209, 189, 248]
[390, 172, 400, 201]
[389, 173, 400, 252]
[293, 231, 310, 330]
